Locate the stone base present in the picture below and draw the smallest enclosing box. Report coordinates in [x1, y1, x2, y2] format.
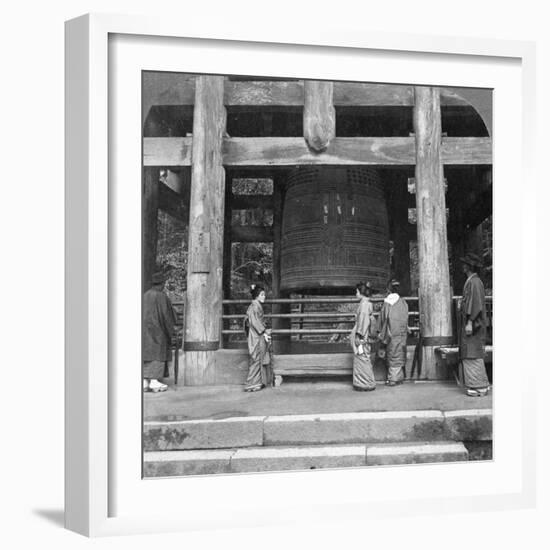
[366, 442, 468, 465]
[144, 440, 470, 477]
[186, 347, 454, 387]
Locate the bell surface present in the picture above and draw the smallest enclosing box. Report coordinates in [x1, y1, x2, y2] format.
[280, 167, 390, 293]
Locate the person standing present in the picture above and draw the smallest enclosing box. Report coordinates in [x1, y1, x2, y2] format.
[351, 282, 377, 391]
[379, 279, 409, 386]
[459, 253, 490, 397]
[143, 271, 176, 392]
[244, 284, 272, 392]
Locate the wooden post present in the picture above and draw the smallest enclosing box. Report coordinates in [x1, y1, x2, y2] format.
[184, 76, 226, 385]
[272, 174, 289, 353]
[413, 87, 453, 379]
[223, 175, 233, 301]
[221, 174, 234, 349]
[143, 167, 159, 292]
[449, 202, 466, 295]
[391, 171, 412, 296]
[303, 81, 335, 152]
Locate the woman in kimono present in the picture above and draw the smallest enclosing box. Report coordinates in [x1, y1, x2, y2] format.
[244, 284, 272, 392]
[350, 282, 376, 391]
[459, 253, 490, 397]
[379, 279, 409, 386]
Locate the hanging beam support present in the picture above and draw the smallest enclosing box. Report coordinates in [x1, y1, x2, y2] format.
[303, 81, 335, 152]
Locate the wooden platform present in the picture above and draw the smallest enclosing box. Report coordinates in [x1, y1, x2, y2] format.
[273, 353, 353, 377]
[193, 345, 467, 386]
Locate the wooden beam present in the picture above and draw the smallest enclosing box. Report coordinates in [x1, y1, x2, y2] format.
[442, 137, 492, 164]
[143, 72, 196, 121]
[304, 81, 335, 152]
[142, 168, 159, 291]
[222, 174, 233, 347]
[184, 75, 227, 385]
[143, 137, 193, 166]
[413, 86, 453, 379]
[225, 81, 304, 106]
[144, 79, 476, 108]
[231, 225, 273, 242]
[224, 137, 414, 166]
[223, 137, 492, 166]
[144, 136, 492, 167]
[334, 83, 414, 106]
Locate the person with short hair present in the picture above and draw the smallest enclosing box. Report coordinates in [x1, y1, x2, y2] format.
[379, 279, 409, 386]
[459, 253, 490, 397]
[143, 271, 176, 393]
[350, 282, 377, 391]
[244, 284, 272, 392]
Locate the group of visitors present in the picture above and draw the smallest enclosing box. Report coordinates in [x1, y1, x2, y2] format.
[242, 252, 490, 397]
[142, 252, 490, 398]
[349, 279, 409, 391]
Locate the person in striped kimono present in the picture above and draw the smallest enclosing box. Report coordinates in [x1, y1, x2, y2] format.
[378, 279, 409, 386]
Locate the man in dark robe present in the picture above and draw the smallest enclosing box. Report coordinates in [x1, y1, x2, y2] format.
[379, 279, 409, 386]
[143, 271, 176, 392]
[458, 253, 490, 397]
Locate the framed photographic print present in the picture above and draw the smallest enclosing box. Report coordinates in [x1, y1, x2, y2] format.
[65, 13, 536, 536]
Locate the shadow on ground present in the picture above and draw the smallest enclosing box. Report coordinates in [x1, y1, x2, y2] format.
[33, 509, 64, 528]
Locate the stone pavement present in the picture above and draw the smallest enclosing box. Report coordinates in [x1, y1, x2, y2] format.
[144, 379, 492, 422]
[143, 380, 492, 476]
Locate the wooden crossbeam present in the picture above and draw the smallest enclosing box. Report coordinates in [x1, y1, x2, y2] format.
[144, 77, 475, 109]
[224, 137, 416, 165]
[225, 80, 303, 106]
[143, 137, 193, 166]
[142, 73, 196, 120]
[143, 136, 492, 166]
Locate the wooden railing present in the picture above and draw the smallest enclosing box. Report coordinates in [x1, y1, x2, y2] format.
[173, 294, 493, 348]
[220, 296, 420, 343]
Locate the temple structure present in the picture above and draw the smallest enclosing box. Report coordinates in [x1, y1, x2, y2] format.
[142, 73, 492, 385]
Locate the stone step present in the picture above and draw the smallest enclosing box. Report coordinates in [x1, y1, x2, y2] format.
[366, 441, 468, 466]
[144, 441, 469, 477]
[143, 409, 492, 451]
[263, 410, 448, 446]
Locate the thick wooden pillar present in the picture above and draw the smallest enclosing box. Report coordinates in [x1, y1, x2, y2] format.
[143, 167, 159, 292]
[413, 87, 453, 378]
[304, 81, 335, 152]
[184, 76, 226, 385]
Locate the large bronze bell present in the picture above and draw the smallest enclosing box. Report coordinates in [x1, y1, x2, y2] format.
[280, 167, 390, 293]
